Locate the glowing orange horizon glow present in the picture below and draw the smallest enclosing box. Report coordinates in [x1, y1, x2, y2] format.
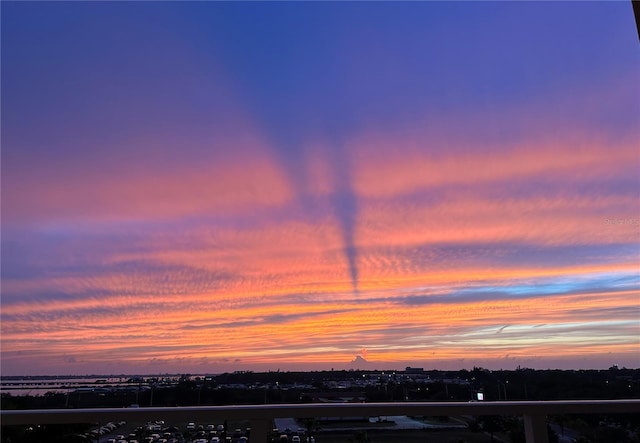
[2, 1, 638, 375]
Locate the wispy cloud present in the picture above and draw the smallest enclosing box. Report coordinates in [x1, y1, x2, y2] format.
[2, 1, 638, 374]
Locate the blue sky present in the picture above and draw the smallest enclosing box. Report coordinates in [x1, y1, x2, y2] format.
[2, 1, 639, 375]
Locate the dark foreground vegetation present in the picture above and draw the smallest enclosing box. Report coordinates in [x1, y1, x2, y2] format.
[2, 366, 639, 443]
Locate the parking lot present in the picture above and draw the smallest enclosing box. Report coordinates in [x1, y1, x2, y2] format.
[92, 417, 489, 443]
[96, 419, 252, 443]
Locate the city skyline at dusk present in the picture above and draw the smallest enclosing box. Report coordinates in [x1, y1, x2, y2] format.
[1, 1, 639, 375]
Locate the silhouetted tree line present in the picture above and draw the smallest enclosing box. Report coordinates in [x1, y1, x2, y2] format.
[2, 367, 639, 442]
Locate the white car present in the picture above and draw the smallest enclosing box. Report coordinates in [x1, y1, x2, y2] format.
[187, 422, 196, 430]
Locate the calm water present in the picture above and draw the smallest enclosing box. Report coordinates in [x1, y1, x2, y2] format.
[0, 375, 195, 396]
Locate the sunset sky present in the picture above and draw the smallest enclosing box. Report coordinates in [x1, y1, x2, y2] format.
[2, 1, 639, 376]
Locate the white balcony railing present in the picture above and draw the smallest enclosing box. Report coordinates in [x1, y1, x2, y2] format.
[2, 399, 640, 443]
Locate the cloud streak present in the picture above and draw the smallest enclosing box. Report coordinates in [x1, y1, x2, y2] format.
[2, 1, 639, 374]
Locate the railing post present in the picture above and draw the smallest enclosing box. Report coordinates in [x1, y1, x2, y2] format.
[523, 413, 548, 443]
[250, 418, 270, 443]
